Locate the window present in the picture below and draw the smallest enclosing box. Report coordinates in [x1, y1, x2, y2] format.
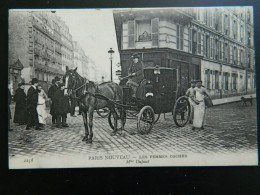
[210, 37, 214, 58]
[205, 35, 210, 58]
[224, 14, 230, 35]
[128, 20, 135, 48]
[197, 32, 201, 54]
[215, 39, 219, 60]
[233, 47, 238, 64]
[192, 30, 197, 54]
[136, 20, 151, 41]
[188, 28, 192, 53]
[230, 46, 234, 64]
[223, 72, 229, 90]
[240, 25, 244, 42]
[151, 18, 159, 47]
[233, 20, 238, 39]
[240, 50, 244, 66]
[176, 24, 184, 50]
[215, 71, 220, 89]
[232, 73, 237, 90]
[215, 8, 220, 31]
[219, 41, 223, 61]
[224, 43, 230, 63]
[205, 69, 211, 89]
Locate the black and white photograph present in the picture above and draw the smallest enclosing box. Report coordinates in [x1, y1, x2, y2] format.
[8, 7, 257, 168]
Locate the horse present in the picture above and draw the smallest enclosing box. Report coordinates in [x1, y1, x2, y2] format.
[63, 66, 124, 143]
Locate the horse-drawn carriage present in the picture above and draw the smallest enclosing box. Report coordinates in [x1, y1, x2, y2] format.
[64, 66, 190, 143]
[107, 65, 191, 134]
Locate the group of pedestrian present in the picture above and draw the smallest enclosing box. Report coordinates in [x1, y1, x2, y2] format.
[10, 76, 72, 131]
[186, 80, 211, 130]
[48, 77, 70, 128]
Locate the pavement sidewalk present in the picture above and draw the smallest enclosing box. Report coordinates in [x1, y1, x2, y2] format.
[212, 93, 256, 106]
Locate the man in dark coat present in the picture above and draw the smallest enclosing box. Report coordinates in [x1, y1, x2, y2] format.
[126, 53, 144, 98]
[26, 78, 43, 130]
[48, 76, 60, 124]
[13, 82, 27, 125]
[52, 83, 70, 128]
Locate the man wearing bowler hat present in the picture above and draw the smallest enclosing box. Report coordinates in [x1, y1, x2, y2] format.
[26, 78, 43, 130]
[126, 53, 144, 98]
[48, 76, 60, 124]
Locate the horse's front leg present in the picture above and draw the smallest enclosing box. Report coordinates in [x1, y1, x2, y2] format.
[87, 106, 94, 143]
[81, 110, 89, 141]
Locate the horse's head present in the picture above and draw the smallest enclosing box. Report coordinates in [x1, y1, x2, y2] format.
[64, 66, 78, 95]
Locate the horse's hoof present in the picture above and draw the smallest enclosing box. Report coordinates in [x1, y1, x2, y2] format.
[86, 139, 93, 143]
[119, 131, 126, 137]
[82, 137, 88, 141]
[110, 132, 116, 136]
[128, 131, 135, 135]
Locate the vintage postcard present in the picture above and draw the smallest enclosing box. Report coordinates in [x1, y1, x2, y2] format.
[8, 7, 257, 168]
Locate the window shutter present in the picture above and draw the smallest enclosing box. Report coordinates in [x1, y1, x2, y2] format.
[128, 20, 135, 48]
[151, 18, 159, 47]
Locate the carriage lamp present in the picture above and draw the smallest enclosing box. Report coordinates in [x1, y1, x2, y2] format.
[154, 65, 160, 83]
[108, 48, 115, 82]
[154, 65, 160, 75]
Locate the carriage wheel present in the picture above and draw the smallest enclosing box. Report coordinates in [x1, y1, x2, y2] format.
[137, 106, 155, 134]
[108, 109, 126, 131]
[173, 96, 190, 127]
[96, 107, 109, 118]
[154, 113, 161, 124]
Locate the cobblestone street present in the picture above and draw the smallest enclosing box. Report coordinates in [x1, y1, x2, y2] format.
[9, 99, 258, 161]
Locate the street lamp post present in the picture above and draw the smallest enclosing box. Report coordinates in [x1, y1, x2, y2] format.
[108, 48, 114, 82]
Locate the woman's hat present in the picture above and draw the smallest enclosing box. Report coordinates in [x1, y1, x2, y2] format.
[31, 78, 39, 84]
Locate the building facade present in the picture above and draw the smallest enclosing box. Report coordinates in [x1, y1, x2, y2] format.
[9, 11, 74, 93]
[73, 41, 98, 81]
[113, 7, 255, 99]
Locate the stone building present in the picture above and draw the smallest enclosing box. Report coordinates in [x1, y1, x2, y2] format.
[113, 7, 255, 99]
[9, 10, 74, 93]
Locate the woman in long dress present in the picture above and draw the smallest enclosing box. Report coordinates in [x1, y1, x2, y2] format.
[192, 80, 210, 130]
[37, 85, 48, 127]
[13, 83, 27, 125]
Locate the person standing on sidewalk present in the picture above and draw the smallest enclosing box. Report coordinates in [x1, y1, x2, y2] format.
[26, 78, 43, 130]
[52, 83, 70, 128]
[185, 80, 196, 124]
[13, 82, 27, 125]
[37, 85, 48, 127]
[192, 80, 210, 130]
[48, 76, 60, 125]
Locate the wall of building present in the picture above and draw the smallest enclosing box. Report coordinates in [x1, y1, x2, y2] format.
[9, 11, 32, 82]
[9, 11, 75, 94]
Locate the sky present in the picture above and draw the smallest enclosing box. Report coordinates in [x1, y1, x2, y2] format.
[56, 9, 121, 82]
